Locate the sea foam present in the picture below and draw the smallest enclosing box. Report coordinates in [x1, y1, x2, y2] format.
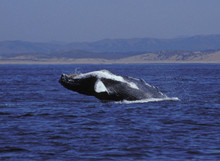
[117, 97, 180, 104]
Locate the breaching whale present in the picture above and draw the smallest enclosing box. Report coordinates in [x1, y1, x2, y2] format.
[59, 70, 167, 101]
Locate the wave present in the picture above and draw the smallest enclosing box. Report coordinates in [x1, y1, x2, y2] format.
[116, 97, 180, 104]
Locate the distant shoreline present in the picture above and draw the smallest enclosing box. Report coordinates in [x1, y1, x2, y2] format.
[1, 60, 220, 64]
[1, 50, 220, 65]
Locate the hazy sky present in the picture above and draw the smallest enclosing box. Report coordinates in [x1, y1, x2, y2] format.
[1, 0, 220, 42]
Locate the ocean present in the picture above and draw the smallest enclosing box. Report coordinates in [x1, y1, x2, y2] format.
[0, 64, 220, 160]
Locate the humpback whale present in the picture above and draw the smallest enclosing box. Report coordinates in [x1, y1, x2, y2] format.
[59, 70, 167, 101]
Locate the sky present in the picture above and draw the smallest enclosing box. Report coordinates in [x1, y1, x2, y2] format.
[1, 0, 220, 43]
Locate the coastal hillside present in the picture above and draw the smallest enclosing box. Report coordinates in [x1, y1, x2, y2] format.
[116, 50, 220, 63]
[1, 50, 220, 64]
[1, 34, 220, 55]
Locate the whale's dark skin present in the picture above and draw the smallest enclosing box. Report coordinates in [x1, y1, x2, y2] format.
[59, 70, 167, 101]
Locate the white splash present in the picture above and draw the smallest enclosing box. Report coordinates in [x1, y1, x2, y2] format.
[117, 97, 180, 104]
[75, 70, 139, 90]
[76, 70, 123, 81]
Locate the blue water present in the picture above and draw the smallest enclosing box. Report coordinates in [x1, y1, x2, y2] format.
[0, 64, 220, 160]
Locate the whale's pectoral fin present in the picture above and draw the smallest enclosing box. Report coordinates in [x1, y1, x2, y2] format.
[94, 79, 108, 93]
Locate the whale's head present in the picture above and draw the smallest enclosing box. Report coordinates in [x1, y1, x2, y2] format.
[59, 73, 98, 96]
